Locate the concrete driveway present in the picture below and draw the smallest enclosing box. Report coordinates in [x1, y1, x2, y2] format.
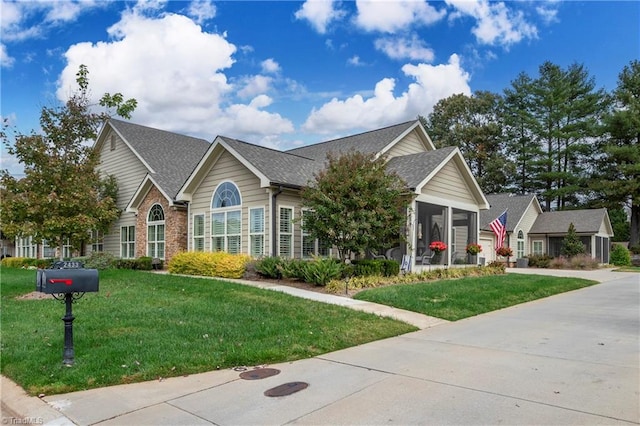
[4, 271, 639, 425]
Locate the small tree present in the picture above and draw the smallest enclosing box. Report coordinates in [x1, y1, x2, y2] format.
[300, 151, 413, 262]
[560, 223, 586, 258]
[0, 65, 136, 259]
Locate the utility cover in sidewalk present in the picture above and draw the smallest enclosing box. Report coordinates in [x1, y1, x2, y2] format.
[264, 381, 309, 397]
[239, 368, 280, 380]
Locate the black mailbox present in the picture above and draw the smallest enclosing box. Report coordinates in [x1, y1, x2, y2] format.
[37, 268, 99, 294]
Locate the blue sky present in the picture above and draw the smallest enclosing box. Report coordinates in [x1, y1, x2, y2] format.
[1, 0, 638, 177]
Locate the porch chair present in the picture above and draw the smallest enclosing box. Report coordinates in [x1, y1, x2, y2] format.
[417, 251, 435, 271]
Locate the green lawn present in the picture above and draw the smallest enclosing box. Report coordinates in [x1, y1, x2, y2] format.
[354, 274, 598, 321]
[0, 268, 415, 395]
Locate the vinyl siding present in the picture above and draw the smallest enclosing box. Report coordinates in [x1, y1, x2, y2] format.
[385, 130, 428, 159]
[518, 202, 540, 254]
[421, 160, 475, 205]
[96, 130, 149, 255]
[188, 150, 269, 254]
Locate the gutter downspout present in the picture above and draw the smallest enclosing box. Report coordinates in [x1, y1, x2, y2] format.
[271, 185, 283, 256]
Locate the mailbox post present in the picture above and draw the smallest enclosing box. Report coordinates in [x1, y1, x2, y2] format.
[36, 261, 99, 366]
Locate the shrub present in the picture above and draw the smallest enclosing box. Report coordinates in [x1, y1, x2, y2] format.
[168, 251, 250, 279]
[569, 254, 600, 270]
[1, 257, 29, 268]
[325, 264, 507, 294]
[527, 254, 552, 268]
[83, 252, 116, 270]
[382, 259, 400, 276]
[629, 244, 640, 255]
[610, 245, 631, 266]
[255, 256, 283, 279]
[136, 256, 154, 271]
[549, 256, 570, 269]
[280, 258, 306, 280]
[300, 257, 344, 286]
[352, 259, 384, 277]
[114, 258, 138, 270]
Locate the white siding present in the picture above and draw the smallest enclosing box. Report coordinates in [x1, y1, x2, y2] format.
[385, 130, 428, 159]
[96, 130, 148, 255]
[188, 150, 269, 254]
[518, 202, 540, 255]
[421, 160, 475, 205]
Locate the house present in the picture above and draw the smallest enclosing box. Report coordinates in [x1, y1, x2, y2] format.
[480, 193, 613, 263]
[94, 119, 490, 271]
[93, 119, 211, 262]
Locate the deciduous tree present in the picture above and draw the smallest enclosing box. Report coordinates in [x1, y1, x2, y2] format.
[0, 65, 136, 259]
[300, 151, 412, 262]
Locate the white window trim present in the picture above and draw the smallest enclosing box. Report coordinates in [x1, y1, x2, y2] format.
[120, 225, 136, 259]
[278, 206, 294, 258]
[192, 213, 205, 252]
[147, 204, 166, 259]
[249, 207, 265, 257]
[533, 240, 543, 256]
[517, 229, 525, 258]
[211, 209, 242, 254]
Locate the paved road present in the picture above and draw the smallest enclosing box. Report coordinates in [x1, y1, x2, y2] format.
[2, 270, 639, 425]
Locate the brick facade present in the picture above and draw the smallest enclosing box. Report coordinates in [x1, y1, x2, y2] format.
[136, 185, 188, 266]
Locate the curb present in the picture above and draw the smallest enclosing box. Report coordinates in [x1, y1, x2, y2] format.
[1, 375, 75, 425]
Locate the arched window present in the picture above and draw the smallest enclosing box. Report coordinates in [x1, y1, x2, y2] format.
[211, 182, 242, 254]
[147, 204, 165, 259]
[212, 181, 241, 208]
[517, 229, 525, 258]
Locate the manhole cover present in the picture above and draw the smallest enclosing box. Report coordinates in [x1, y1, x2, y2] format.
[239, 368, 281, 380]
[264, 381, 309, 397]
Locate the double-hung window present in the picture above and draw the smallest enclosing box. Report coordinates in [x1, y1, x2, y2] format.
[193, 214, 205, 251]
[121, 226, 136, 258]
[147, 204, 165, 259]
[249, 207, 265, 257]
[91, 230, 104, 253]
[517, 230, 525, 258]
[211, 181, 242, 254]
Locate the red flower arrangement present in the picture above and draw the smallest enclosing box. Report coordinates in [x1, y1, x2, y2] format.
[496, 246, 513, 257]
[466, 243, 482, 255]
[429, 241, 447, 253]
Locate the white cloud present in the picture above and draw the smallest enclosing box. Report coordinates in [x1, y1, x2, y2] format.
[374, 34, 435, 62]
[261, 58, 281, 74]
[57, 11, 293, 142]
[536, 4, 560, 25]
[0, 0, 104, 42]
[1, 44, 15, 68]
[187, 0, 216, 24]
[302, 54, 470, 133]
[347, 55, 365, 67]
[237, 75, 273, 99]
[355, 0, 446, 33]
[446, 0, 538, 47]
[295, 0, 346, 34]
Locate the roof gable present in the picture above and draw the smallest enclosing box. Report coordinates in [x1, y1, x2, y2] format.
[96, 119, 210, 201]
[387, 147, 489, 209]
[480, 193, 542, 232]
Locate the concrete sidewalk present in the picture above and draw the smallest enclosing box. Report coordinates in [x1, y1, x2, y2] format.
[2, 268, 638, 425]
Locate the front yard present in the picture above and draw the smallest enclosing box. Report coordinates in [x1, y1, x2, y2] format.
[0, 268, 415, 395]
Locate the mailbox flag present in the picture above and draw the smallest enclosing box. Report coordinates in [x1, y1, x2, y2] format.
[489, 210, 508, 249]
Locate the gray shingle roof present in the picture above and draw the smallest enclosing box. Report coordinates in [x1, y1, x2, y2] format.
[219, 136, 320, 188]
[480, 193, 538, 232]
[286, 121, 417, 161]
[386, 147, 457, 189]
[529, 209, 609, 234]
[109, 119, 211, 199]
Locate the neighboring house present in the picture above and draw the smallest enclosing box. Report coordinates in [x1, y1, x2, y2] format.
[480, 193, 613, 263]
[93, 119, 211, 263]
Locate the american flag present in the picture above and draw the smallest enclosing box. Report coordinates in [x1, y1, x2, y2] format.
[489, 210, 508, 249]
